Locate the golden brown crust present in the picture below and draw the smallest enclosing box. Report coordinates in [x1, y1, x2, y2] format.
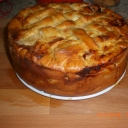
[8, 2, 128, 96]
[8, 2, 128, 73]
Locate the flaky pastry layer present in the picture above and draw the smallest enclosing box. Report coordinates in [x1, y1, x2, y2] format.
[8, 2, 128, 73]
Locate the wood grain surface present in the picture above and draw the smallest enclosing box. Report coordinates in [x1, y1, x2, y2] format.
[0, 19, 128, 128]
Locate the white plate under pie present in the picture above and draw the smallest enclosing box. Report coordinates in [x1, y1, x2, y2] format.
[16, 70, 126, 100]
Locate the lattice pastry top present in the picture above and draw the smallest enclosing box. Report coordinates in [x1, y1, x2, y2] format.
[8, 2, 128, 73]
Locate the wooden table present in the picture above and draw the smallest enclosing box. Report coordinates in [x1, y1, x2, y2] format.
[0, 19, 128, 128]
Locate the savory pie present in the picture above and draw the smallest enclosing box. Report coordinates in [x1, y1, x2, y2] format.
[8, 2, 128, 96]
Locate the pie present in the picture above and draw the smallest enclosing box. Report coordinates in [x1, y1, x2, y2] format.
[8, 2, 128, 96]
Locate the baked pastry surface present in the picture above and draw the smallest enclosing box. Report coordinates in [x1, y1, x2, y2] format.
[8, 2, 128, 96]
